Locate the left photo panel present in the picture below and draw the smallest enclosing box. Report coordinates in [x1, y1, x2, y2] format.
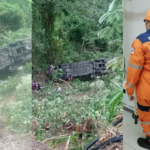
[0, 0, 32, 149]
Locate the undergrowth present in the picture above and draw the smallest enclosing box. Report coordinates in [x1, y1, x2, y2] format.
[32, 70, 123, 149]
[0, 63, 123, 149]
[0, 63, 32, 134]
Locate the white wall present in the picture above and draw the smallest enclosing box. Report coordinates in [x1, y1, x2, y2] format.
[123, 0, 150, 79]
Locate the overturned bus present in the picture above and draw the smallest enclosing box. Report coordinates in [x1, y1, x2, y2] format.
[46, 59, 111, 81]
[0, 38, 31, 71]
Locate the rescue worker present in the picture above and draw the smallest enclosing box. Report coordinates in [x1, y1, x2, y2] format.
[55, 83, 61, 93]
[32, 81, 36, 90]
[32, 81, 43, 91]
[125, 10, 150, 149]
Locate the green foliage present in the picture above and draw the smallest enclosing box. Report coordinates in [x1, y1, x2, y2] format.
[32, 0, 55, 69]
[97, 0, 123, 70]
[0, 28, 31, 48]
[0, 69, 31, 134]
[65, 13, 87, 44]
[0, 0, 31, 49]
[51, 69, 63, 81]
[0, 92, 31, 134]
[47, 132, 96, 150]
[0, 64, 31, 98]
[32, 70, 123, 149]
[23, 62, 32, 74]
[107, 89, 122, 119]
[32, 0, 114, 70]
[0, 0, 32, 27]
[98, 0, 123, 40]
[0, 77, 19, 97]
[0, 2, 24, 32]
[106, 56, 123, 71]
[32, 0, 123, 149]
[33, 72, 122, 137]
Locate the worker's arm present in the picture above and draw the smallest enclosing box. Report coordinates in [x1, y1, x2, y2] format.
[125, 39, 145, 96]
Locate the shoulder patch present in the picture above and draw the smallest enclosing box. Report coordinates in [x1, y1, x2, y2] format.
[131, 48, 135, 54]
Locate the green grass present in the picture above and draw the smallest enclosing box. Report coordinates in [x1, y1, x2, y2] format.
[0, 62, 123, 149]
[0, 28, 31, 49]
[0, 63, 31, 98]
[32, 71, 123, 149]
[0, 63, 32, 134]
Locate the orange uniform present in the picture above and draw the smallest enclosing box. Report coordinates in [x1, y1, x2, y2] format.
[125, 10, 150, 138]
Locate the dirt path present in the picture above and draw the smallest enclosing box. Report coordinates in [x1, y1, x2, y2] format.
[0, 134, 55, 150]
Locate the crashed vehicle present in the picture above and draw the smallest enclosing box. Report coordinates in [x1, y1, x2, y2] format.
[45, 59, 111, 81]
[0, 38, 31, 71]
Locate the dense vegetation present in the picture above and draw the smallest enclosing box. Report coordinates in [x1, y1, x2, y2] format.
[32, 0, 123, 149]
[0, 0, 32, 136]
[0, 0, 31, 48]
[32, 0, 122, 70]
[0, 63, 32, 134]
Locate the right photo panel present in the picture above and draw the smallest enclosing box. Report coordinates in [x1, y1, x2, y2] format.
[123, 0, 150, 149]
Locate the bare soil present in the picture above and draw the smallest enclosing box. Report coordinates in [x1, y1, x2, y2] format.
[0, 131, 54, 150]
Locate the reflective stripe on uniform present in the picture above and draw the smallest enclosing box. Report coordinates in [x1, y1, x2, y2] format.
[141, 121, 150, 125]
[137, 102, 150, 112]
[127, 82, 136, 88]
[128, 63, 143, 69]
[146, 131, 150, 134]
